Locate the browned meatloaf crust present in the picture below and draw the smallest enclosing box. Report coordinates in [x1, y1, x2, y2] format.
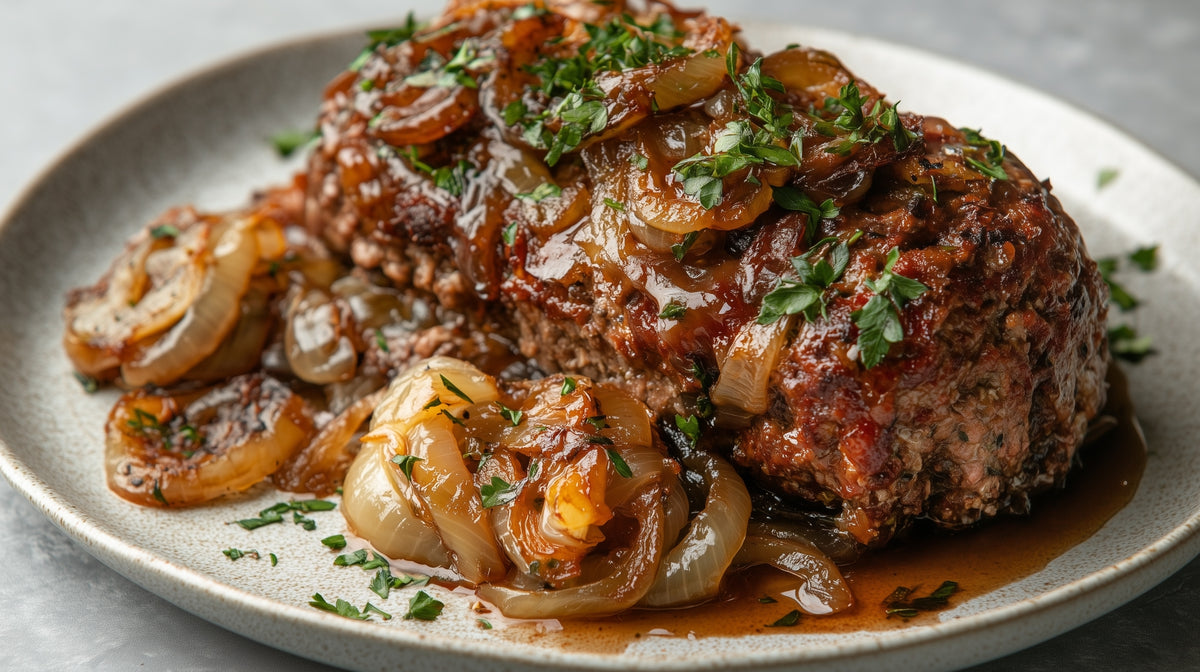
[302, 0, 1109, 546]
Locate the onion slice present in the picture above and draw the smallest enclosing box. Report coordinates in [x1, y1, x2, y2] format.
[121, 218, 266, 387]
[711, 315, 793, 421]
[274, 388, 386, 495]
[340, 440, 451, 569]
[105, 373, 313, 507]
[639, 451, 751, 607]
[733, 520, 854, 615]
[478, 487, 665, 619]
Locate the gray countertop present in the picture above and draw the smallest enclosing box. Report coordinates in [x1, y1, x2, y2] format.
[1, 1, 1197, 669]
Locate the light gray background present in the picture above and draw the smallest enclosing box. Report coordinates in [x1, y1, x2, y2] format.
[1, 1, 1197, 670]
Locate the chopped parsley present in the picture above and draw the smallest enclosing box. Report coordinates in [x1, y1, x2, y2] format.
[321, 534, 347, 550]
[510, 13, 691, 166]
[374, 328, 389, 352]
[767, 609, 803, 627]
[233, 500, 336, 530]
[1097, 167, 1120, 190]
[603, 197, 626, 211]
[222, 548, 257, 561]
[270, 128, 319, 158]
[390, 454, 425, 480]
[675, 414, 701, 447]
[515, 182, 562, 203]
[350, 13, 419, 71]
[606, 448, 633, 478]
[561, 377, 577, 395]
[404, 39, 493, 90]
[308, 593, 391, 621]
[758, 232, 860, 324]
[1108, 325, 1155, 363]
[501, 222, 518, 246]
[851, 246, 928, 369]
[405, 590, 445, 621]
[884, 581, 959, 619]
[496, 403, 524, 427]
[480, 476, 522, 508]
[772, 187, 840, 242]
[149, 224, 181, 239]
[671, 231, 699, 261]
[959, 128, 1007, 180]
[672, 44, 801, 209]
[658, 299, 687, 320]
[370, 566, 417, 600]
[73, 371, 100, 393]
[815, 81, 916, 155]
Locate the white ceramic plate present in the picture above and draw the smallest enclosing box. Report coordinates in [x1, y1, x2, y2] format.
[1, 24, 1199, 672]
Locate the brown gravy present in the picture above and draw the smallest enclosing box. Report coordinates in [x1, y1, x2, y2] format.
[495, 365, 1145, 650]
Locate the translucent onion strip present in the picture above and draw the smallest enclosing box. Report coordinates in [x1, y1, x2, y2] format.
[639, 451, 751, 607]
[733, 520, 854, 615]
[711, 315, 793, 421]
[341, 440, 451, 568]
[274, 388, 386, 496]
[121, 218, 265, 387]
[404, 416, 508, 583]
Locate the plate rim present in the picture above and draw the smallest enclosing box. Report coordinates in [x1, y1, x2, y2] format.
[2, 22, 1199, 672]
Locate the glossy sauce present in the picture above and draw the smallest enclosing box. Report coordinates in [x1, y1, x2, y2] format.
[491, 365, 1145, 651]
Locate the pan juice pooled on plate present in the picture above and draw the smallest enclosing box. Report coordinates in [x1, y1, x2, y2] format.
[63, 0, 1112, 621]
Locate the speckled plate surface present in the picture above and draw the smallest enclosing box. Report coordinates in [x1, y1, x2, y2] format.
[1, 24, 1198, 672]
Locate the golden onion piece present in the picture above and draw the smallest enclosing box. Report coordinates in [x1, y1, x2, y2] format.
[105, 373, 314, 507]
[64, 210, 287, 388]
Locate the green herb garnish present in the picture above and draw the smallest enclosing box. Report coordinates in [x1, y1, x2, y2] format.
[606, 448, 633, 478]
[404, 590, 445, 621]
[850, 246, 928, 369]
[480, 476, 522, 508]
[675, 414, 701, 447]
[391, 454, 425, 480]
[959, 128, 1007, 180]
[758, 232, 860, 324]
[658, 299, 687, 320]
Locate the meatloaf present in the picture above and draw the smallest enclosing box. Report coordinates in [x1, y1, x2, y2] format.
[303, 0, 1109, 545]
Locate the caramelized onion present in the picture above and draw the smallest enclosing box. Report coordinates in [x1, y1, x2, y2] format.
[284, 287, 358, 385]
[341, 441, 452, 568]
[640, 451, 751, 607]
[105, 374, 313, 507]
[121, 218, 268, 387]
[478, 487, 665, 618]
[359, 358, 508, 583]
[274, 388, 385, 496]
[711, 315, 793, 421]
[734, 520, 854, 615]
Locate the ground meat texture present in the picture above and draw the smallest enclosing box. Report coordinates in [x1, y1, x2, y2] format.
[302, 0, 1109, 547]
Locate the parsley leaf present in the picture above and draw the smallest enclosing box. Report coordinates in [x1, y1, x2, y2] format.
[405, 590, 445, 621]
[606, 448, 633, 478]
[850, 246, 928, 368]
[321, 534, 347, 550]
[768, 609, 803, 627]
[658, 299, 687, 320]
[772, 186, 840, 241]
[270, 128, 319, 158]
[516, 182, 562, 202]
[884, 581, 959, 619]
[758, 233, 859, 324]
[480, 476, 522, 508]
[391, 454, 424, 480]
[959, 128, 1008, 180]
[675, 414, 701, 447]
[1108, 325, 1155, 363]
[351, 13, 419, 71]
